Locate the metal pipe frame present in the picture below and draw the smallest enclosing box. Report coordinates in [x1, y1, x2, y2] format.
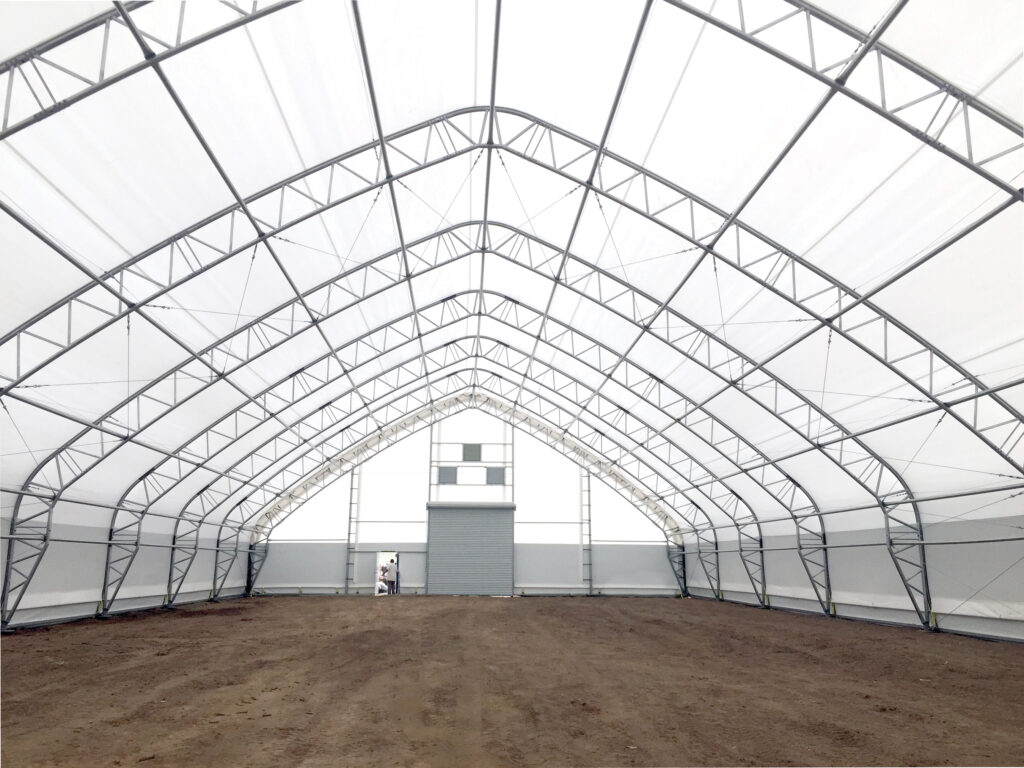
[11, 220, 845, 619]
[74, 237, 847, 618]
[159, 336, 727, 606]
[6, 205, 1015, 626]
[0, 1, 300, 141]
[125, 243, 937, 618]
[580, 466, 595, 595]
[3, 2, 1021, 626]
[158, 298, 823, 607]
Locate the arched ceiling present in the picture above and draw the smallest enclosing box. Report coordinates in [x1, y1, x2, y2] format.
[1, 0, 1021, 628]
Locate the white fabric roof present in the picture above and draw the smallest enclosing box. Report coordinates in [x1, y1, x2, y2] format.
[0, 0, 1021, 625]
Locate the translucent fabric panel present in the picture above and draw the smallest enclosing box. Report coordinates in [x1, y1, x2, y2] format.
[659, 419, 741, 477]
[881, 0, 1023, 123]
[601, 377, 672, 431]
[476, 314, 536, 349]
[497, 0, 646, 143]
[668, 255, 816, 364]
[411, 257, 476, 310]
[742, 94, 1004, 293]
[571, 195, 704, 303]
[147, 464, 226, 520]
[485, 151, 586, 246]
[548, 286, 638, 355]
[357, 0, 494, 134]
[777, 449, 880, 516]
[0, 2, 111, 61]
[267, 189, 400, 294]
[0, 211, 89, 332]
[698, 385, 813, 464]
[138, 378, 246, 455]
[318, 284, 412, 351]
[803, 0, 892, 32]
[610, 0, 830, 211]
[226, 326, 329, 397]
[517, 338, 607, 394]
[860, 411, 1018, 496]
[0, 9, 144, 131]
[147, 244, 304, 354]
[162, 0, 376, 197]
[999, 384, 1024, 419]
[628, 330, 723, 403]
[872, 203, 1024, 390]
[0, 397, 82, 490]
[18, 536, 107, 611]
[206, 417, 294, 475]
[65, 441, 166, 505]
[480, 254, 547, 312]
[345, 332, 421, 390]
[764, 327, 928, 434]
[390, 153, 486, 243]
[721, 472, 791, 519]
[18, 314, 189, 425]
[0, 70, 234, 268]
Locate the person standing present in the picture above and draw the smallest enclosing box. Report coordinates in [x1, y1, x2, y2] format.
[386, 558, 398, 595]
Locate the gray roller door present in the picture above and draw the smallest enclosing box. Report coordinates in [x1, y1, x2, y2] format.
[427, 504, 514, 595]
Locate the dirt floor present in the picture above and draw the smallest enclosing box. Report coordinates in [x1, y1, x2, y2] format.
[2, 596, 1023, 767]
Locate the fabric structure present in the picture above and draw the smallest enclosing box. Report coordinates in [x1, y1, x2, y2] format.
[0, 0, 1021, 633]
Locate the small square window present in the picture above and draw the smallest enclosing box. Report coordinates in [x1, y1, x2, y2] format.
[462, 443, 482, 462]
[438, 466, 458, 485]
[486, 467, 505, 485]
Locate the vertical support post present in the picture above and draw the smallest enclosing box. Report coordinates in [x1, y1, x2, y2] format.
[245, 537, 268, 596]
[580, 466, 593, 595]
[508, 419, 515, 506]
[884, 501, 933, 626]
[427, 420, 438, 504]
[344, 465, 361, 595]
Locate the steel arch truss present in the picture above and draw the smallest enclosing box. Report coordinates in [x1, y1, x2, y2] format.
[0, 1, 300, 141]
[663, 0, 1023, 199]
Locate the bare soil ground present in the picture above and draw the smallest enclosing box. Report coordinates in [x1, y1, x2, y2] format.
[2, 596, 1022, 767]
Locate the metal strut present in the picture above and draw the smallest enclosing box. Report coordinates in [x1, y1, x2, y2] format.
[580, 466, 593, 594]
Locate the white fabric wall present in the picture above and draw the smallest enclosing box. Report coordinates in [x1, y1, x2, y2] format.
[2, 516, 247, 626]
[255, 540, 679, 596]
[5, 520, 1021, 640]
